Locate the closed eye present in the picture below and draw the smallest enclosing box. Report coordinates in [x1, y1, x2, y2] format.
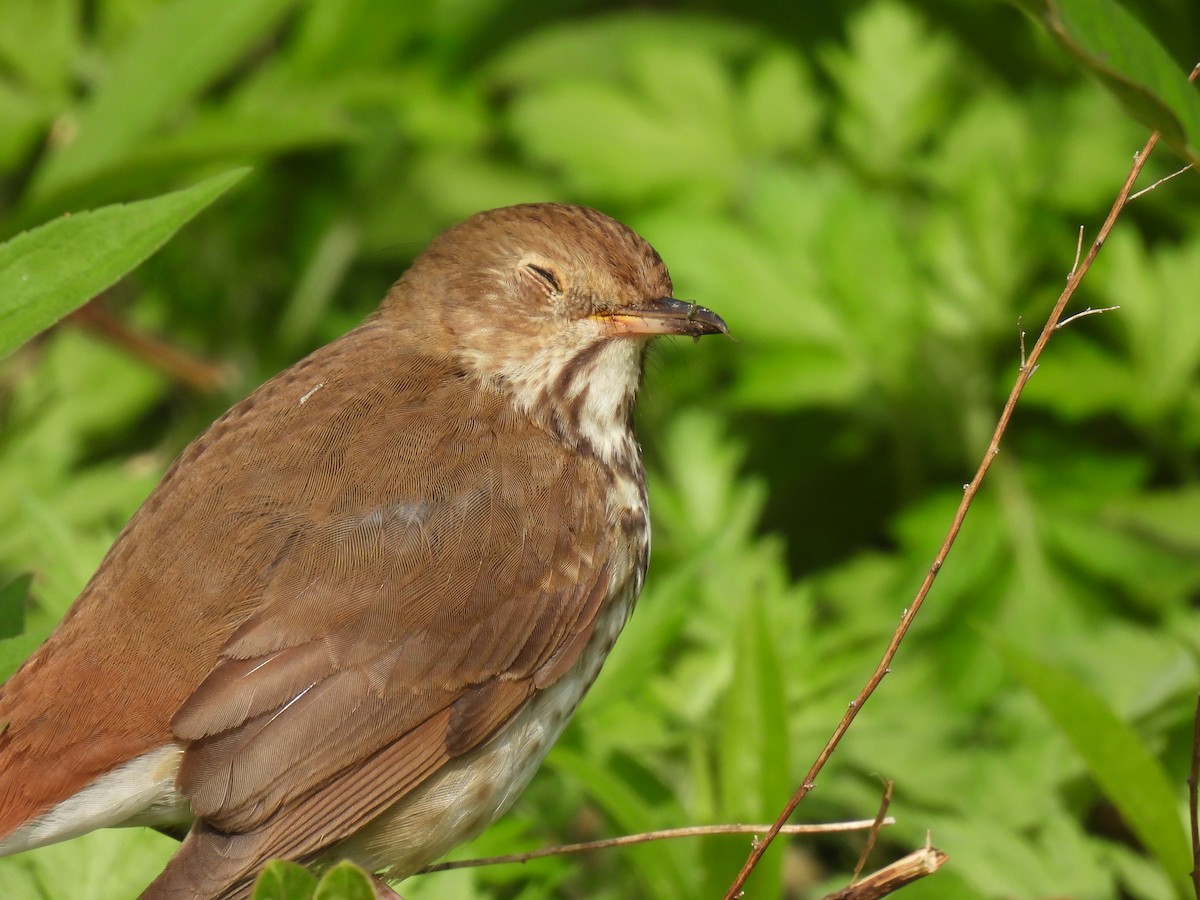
[526, 264, 562, 293]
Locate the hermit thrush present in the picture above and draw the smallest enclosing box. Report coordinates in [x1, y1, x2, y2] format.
[0, 203, 727, 898]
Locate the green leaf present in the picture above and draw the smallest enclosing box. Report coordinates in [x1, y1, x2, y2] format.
[507, 43, 740, 204]
[997, 640, 1191, 896]
[0, 575, 29, 640]
[0, 0, 77, 94]
[0, 168, 247, 359]
[1010, 0, 1200, 165]
[714, 593, 789, 898]
[547, 746, 690, 898]
[313, 861, 377, 900]
[823, 1, 957, 177]
[29, 0, 299, 202]
[741, 48, 822, 157]
[1108, 487, 1200, 553]
[252, 860, 317, 900]
[0, 828, 177, 900]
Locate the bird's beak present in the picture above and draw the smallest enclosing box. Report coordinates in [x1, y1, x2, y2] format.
[596, 297, 729, 338]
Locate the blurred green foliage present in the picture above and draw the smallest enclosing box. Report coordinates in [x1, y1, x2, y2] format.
[1, 0, 1199, 898]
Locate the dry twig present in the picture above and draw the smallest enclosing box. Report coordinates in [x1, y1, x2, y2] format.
[823, 839, 947, 900]
[421, 819, 892, 874]
[67, 299, 232, 393]
[851, 779, 893, 883]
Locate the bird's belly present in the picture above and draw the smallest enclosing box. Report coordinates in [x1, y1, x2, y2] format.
[334, 576, 638, 880]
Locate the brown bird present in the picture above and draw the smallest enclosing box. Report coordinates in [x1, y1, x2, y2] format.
[0, 203, 727, 898]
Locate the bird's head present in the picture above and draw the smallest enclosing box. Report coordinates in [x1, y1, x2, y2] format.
[381, 203, 727, 461]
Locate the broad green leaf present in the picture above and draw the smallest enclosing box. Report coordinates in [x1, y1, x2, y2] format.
[0, 828, 176, 900]
[0, 575, 29, 640]
[29, 0, 298, 202]
[1010, 0, 1200, 164]
[0, 80, 55, 173]
[0, 629, 43, 684]
[313, 861, 376, 900]
[715, 592, 789, 898]
[252, 860, 317, 900]
[997, 641, 1191, 896]
[0, 168, 247, 359]
[0, 0, 77, 94]
[547, 746, 690, 898]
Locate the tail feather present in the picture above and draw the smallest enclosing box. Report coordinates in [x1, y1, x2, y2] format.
[138, 824, 267, 900]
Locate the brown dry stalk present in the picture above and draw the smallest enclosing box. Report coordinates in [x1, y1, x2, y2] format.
[723, 64, 1200, 897]
[1190, 694, 1200, 900]
[67, 299, 232, 393]
[851, 779, 893, 883]
[823, 840, 948, 900]
[420, 819, 893, 874]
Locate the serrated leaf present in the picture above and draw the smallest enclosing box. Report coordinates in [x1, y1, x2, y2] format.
[252, 860, 317, 900]
[0, 168, 247, 359]
[996, 640, 1191, 896]
[1010, 0, 1200, 165]
[487, 12, 757, 90]
[742, 48, 822, 156]
[823, 1, 957, 176]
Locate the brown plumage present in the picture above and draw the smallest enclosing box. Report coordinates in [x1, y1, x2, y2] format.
[0, 203, 726, 898]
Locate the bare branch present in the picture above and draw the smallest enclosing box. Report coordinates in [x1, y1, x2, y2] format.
[420, 819, 893, 874]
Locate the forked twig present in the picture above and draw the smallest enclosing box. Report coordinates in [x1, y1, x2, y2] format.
[723, 63, 1199, 900]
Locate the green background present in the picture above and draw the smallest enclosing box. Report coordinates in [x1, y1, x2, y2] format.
[1, 0, 1199, 897]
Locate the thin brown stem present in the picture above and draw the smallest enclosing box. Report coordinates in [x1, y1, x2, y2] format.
[1189, 695, 1200, 900]
[67, 300, 232, 394]
[851, 779, 893, 883]
[722, 107, 1175, 900]
[420, 819, 892, 874]
[1128, 163, 1194, 201]
[1056, 305, 1120, 329]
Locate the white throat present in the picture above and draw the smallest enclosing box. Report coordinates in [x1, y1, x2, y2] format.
[464, 337, 644, 466]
